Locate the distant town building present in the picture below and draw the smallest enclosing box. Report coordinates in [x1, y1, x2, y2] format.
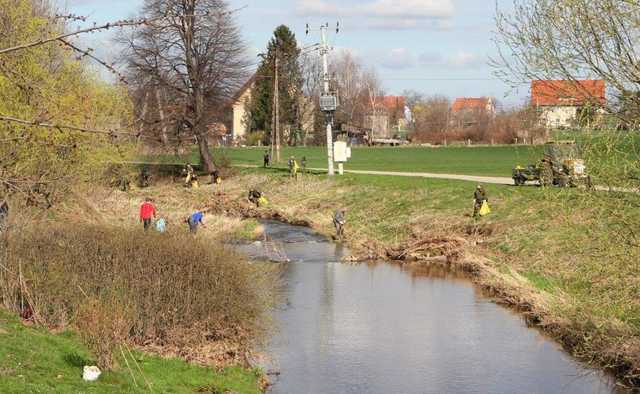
[230, 75, 256, 141]
[531, 80, 606, 128]
[365, 95, 407, 139]
[450, 97, 496, 128]
[228, 75, 315, 144]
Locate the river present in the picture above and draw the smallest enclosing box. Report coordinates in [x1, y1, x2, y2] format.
[237, 220, 623, 394]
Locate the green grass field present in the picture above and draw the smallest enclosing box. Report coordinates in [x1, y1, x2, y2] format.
[0, 310, 262, 393]
[149, 145, 543, 177]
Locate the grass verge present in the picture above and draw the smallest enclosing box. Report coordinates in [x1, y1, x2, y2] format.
[0, 309, 263, 393]
[146, 145, 543, 177]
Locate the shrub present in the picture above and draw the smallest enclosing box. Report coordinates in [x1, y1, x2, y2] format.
[0, 223, 277, 368]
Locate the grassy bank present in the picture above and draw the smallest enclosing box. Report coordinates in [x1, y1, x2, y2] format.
[0, 309, 262, 393]
[147, 145, 543, 177]
[211, 168, 640, 386]
[0, 183, 277, 393]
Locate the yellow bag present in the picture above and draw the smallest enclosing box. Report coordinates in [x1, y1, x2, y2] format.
[215, 177, 222, 184]
[479, 201, 491, 216]
[257, 196, 268, 206]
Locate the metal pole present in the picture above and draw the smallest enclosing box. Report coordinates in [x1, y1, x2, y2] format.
[274, 50, 280, 163]
[270, 51, 276, 162]
[320, 24, 334, 176]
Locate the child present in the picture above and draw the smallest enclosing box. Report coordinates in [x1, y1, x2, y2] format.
[155, 218, 167, 233]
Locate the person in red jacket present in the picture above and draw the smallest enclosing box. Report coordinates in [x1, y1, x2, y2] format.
[139, 197, 156, 231]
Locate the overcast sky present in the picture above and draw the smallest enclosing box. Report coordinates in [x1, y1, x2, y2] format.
[60, 0, 527, 107]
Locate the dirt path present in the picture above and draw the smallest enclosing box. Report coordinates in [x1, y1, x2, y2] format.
[236, 164, 639, 193]
[327, 168, 513, 185]
[235, 164, 513, 185]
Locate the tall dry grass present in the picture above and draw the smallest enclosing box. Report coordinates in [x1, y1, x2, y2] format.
[0, 222, 278, 368]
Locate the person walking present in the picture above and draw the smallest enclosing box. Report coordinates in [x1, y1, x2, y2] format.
[473, 185, 488, 218]
[333, 208, 347, 237]
[183, 164, 194, 187]
[187, 210, 207, 233]
[263, 151, 270, 168]
[139, 198, 156, 231]
[301, 156, 307, 174]
[288, 156, 299, 180]
[211, 169, 221, 185]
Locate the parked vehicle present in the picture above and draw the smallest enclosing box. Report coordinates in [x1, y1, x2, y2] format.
[512, 141, 592, 188]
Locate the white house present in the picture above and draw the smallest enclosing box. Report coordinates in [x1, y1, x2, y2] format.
[531, 80, 606, 129]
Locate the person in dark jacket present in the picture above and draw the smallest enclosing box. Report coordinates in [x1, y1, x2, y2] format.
[333, 208, 347, 237]
[263, 151, 270, 168]
[248, 189, 262, 207]
[0, 200, 8, 232]
[473, 185, 488, 218]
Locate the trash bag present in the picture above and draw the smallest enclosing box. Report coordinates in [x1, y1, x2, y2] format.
[479, 201, 491, 216]
[82, 365, 102, 381]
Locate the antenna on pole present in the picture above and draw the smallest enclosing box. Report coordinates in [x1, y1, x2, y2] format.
[306, 22, 340, 176]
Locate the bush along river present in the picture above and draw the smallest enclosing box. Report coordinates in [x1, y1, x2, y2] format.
[237, 220, 625, 394]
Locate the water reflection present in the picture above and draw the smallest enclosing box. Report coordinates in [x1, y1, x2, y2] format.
[247, 221, 622, 394]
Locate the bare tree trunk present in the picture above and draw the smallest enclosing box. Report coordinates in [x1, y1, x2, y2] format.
[137, 90, 149, 148]
[154, 86, 169, 147]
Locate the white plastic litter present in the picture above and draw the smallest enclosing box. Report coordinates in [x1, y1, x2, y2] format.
[82, 365, 101, 382]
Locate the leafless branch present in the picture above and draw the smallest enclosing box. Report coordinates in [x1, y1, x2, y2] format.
[0, 115, 136, 137]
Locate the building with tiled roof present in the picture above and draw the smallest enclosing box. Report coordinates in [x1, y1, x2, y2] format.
[450, 97, 495, 128]
[531, 80, 605, 128]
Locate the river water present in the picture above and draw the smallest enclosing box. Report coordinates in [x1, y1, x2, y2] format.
[238, 220, 622, 394]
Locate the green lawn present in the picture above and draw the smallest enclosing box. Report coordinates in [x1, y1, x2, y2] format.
[0, 310, 262, 394]
[149, 145, 543, 177]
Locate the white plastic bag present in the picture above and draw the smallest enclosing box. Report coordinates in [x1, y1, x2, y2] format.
[82, 365, 101, 382]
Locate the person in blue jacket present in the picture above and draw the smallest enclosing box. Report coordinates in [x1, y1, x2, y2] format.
[187, 210, 207, 233]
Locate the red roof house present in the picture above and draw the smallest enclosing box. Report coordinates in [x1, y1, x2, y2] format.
[451, 97, 495, 114]
[531, 80, 605, 107]
[531, 80, 606, 128]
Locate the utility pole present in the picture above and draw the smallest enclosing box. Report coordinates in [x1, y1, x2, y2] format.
[320, 24, 334, 176]
[307, 22, 339, 176]
[271, 49, 280, 163]
[274, 50, 280, 163]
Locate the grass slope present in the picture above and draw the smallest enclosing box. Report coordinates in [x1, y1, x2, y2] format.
[149, 145, 543, 177]
[0, 310, 262, 394]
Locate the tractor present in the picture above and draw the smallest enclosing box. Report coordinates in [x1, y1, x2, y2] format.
[512, 140, 592, 188]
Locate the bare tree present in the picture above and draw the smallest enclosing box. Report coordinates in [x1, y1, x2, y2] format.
[493, 0, 640, 126]
[120, 0, 249, 171]
[330, 50, 383, 128]
[411, 95, 450, 143]
[298, 51, 323, 145]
